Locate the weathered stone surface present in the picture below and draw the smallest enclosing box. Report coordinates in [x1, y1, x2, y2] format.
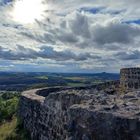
[19, 81, 140, 140]
[120, 68, 140, 90]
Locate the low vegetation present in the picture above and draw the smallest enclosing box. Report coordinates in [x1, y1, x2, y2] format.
[0, 92, 30, 140]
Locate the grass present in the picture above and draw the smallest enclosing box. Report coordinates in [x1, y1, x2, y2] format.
[65, 77, 87, 80]
[0, 117, 30, 140]
[64, 77, 89, 83]
[0, 117, 17, 140]
[67, 82, 86, 87]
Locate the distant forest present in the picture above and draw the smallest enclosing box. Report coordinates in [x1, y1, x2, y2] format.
[0, 72, 119, 91]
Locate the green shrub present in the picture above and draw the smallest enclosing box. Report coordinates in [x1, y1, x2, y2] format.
[0, 92, 30, 140]
[0, 97, 18, 122]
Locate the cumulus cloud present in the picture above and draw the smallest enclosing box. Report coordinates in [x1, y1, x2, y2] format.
[0, 45, 100, 61]
[0, 0, 140, 72]
[92, 22, 140, 45]
[21, 11, 140, 48]
[115, 50, 140, 60]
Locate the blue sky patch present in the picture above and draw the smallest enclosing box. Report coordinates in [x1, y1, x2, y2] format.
[79, 7, 105, 14]
[0, 0, 12, 5]
[123, 19, 140, 24]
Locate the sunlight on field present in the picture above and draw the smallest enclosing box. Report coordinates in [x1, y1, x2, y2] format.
[36, 76, 48, 80]
[65, 77, 87, 81]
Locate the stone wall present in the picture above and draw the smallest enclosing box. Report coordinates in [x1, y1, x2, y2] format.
[19, 87, 88, 140]
[120, 68, 140, 90]
[19, 81, 140, 140]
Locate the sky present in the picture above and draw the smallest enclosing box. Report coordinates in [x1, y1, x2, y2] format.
[0, 0, 140, 73]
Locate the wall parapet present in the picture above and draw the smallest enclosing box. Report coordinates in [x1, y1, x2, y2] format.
[120, 67, 140, 90]
[19, 80, 140, 140]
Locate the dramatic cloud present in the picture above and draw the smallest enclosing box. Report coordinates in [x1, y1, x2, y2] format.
[93, 22, 140, 45]
[115, 50, 140, 60]
[0, 45, 100, 61]
[0, 0, 140, 72]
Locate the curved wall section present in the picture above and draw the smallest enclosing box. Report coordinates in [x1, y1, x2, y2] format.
[19, 81, 140, 140]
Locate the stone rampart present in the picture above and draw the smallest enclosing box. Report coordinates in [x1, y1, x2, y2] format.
[120, 68, 140, 90]
[19, 81, 140, 140]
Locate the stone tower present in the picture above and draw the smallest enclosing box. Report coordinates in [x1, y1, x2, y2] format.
[120, 67, 140, 90]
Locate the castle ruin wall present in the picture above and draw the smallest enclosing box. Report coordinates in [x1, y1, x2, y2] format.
[120, 68, 140, 90]
[19, 81, 140, 140]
